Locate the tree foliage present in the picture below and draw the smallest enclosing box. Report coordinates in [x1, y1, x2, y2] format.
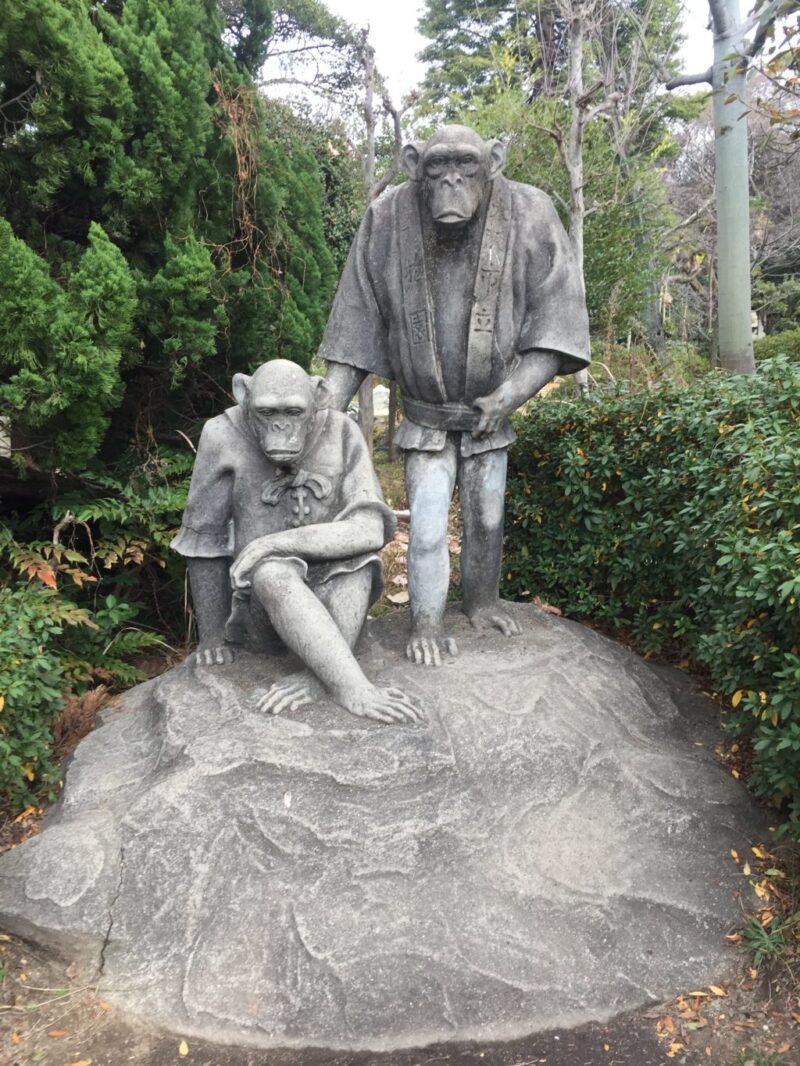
[0, 0, 337, 470]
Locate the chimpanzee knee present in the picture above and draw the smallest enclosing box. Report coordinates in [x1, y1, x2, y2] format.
[251, 558, 304, 604]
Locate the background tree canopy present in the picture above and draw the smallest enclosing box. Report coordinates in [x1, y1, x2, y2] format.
[0, 0, 341, 471]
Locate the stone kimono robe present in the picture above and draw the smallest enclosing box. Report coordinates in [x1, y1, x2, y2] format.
[319, 175, 591, 457]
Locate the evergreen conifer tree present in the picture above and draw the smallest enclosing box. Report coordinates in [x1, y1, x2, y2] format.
[0, 0, 336, 470]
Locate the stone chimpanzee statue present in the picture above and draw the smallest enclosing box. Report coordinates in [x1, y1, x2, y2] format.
[171, 359, 420, 725]
[321, 124, 591, 667]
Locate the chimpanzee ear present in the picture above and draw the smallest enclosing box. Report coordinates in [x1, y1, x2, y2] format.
[486, 139, 507, 179]
[312, 376, 332, 410]
[232, 373, 252, 405]
[401, 141, 424, 181]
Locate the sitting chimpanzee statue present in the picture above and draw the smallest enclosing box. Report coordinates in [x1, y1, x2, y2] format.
[171, 359, 420, 726]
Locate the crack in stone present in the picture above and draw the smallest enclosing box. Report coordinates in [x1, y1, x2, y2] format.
[98, 843, 125, 979]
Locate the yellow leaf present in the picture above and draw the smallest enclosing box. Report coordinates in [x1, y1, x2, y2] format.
[791, 1011, 800, 1024]
[688, 991, 710, 997]
[709, 985, 727, 997]
[731, 849, 740, 862]
[179, 1040, 189, 1057]
[750, 968, 758, 979]
[98, 1001, 112, 1012]
[65, 1061, 91, 1066]
[0, 694, 4, 713]
[667, 1042, 686, 1058]
[753, 845, 768, 859]
[771, 710, 779, 727]
[743, 862, 751, 876]
[656, 1015, 676, 1035]
[47, 1029, 67, 1038]
[732, 690, 744, 707]
[21, 763, 35, 782]
[11, 1032, 21, 1044]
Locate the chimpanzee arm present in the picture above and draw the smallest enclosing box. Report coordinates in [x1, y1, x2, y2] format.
[472, 349, 562, 437]
[188, 557, 232, 644]
[324, 361, 368, 412]
[229, 512, 385, 591]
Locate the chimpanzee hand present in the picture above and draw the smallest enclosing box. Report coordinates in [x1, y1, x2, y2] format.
[229, 534, 283, 590]
[472, 386, 510, 438]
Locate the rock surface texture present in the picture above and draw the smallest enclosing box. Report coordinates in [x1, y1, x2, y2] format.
[0, 604, 765, 1052]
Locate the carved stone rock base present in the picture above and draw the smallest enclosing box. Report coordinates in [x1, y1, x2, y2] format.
[0, 603, 764, 1052]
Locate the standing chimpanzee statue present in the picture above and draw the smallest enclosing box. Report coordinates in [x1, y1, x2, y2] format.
[321, 124, 591, 666]
[171, 359, 420, 725]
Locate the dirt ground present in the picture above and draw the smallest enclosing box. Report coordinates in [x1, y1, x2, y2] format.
[1, 926, 798, 1066]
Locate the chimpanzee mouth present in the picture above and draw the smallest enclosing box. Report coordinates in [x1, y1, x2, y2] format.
[435, 211, 470, 223]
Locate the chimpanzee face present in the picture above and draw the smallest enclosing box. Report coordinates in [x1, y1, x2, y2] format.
[402, 126, 507, 227]
[422, 141, 488, 225]
[248, 388, 313, 466]
[233, 362, 325, 469]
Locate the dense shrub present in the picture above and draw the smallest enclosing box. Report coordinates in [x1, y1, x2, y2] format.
[504, 357, 800, 827]
[0, 447, 194, 808]
[754, 330, 800, 363]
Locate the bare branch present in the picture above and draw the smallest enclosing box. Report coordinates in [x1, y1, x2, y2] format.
[663, 196, 715, 236]
[666, 68, 713, 90]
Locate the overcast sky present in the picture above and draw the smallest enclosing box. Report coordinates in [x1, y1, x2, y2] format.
[322, 0, 714, 100]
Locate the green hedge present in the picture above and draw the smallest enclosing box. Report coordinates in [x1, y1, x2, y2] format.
[754, 330, 800, 363]
[504, 357, 800, 827]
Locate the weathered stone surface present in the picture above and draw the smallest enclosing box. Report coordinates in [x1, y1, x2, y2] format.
[0, 604, 766, 1051]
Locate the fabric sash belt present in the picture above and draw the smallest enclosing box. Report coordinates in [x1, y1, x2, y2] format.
[403, 396, 481, 432]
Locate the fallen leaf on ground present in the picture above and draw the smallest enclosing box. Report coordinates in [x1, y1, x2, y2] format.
[10, 1033, 21, 1044]
[666, 1041, 686, 1058]
[752, 845, 768, 859]
[47, 1029, 67, 1038]
[778, 1042, 791, 1053]
[656, 1015, 675, 1035]
[532, 596, 562, 616]
[98, 1001, 112, 1012]
[709, 985, 727, 997]
[65, 1060, 92, 1066]
[387, 590, 409, 604]
[178, 1039, 189, 1056]
[791, 1011, 800, 1024]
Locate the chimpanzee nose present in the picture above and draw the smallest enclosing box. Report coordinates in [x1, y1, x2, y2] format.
[442, 170, 462, 187]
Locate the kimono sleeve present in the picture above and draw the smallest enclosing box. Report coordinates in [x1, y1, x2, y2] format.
[317, 199, 393, 379]
[516, 188, 591, 375]
[170, 416, 235, 559]
[332, 417, 396, 546]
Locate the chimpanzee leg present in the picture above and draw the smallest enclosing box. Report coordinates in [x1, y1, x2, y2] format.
[256, 568, 372, 715]
[252, 560, 421, 724]
[404, 439, 459, 666]
[458, 446, 521, 638]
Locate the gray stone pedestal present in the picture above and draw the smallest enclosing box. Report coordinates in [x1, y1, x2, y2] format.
[0, 604, 765, 1052]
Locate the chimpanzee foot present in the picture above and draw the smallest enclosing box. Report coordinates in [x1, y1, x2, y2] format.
[194, 643, 237, 667]
[257, 670, 325, 715]
[467, 605, 522, 638]
[340, 685, 424, 725]
[406, 632, 459, 667]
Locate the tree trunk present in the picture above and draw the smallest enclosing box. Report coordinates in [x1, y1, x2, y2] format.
[710, 0, 755, 374]
[358, 375, 374, 457]
[387, 381, 398, 462]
